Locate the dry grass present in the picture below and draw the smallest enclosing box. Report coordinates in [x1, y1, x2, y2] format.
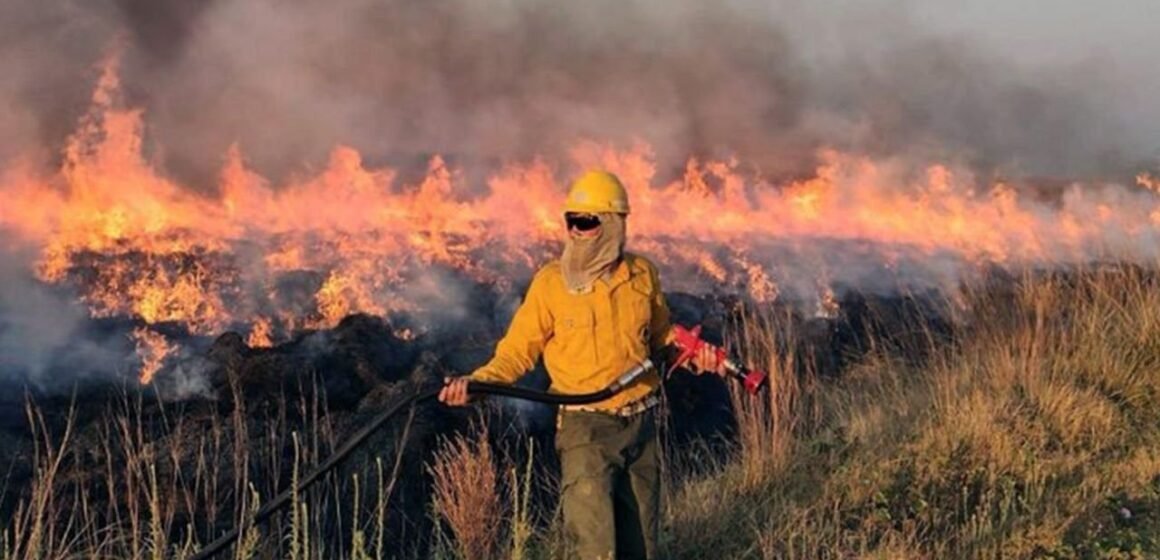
[505, 440, 538, 560]
[429, 421, 503, 560]
[732, 307, 805, 489]
[0, 376, 379, 559]
[426, 423, 551, 560]
[6, 398, 77, 559]
[663, 266, 1160, 558]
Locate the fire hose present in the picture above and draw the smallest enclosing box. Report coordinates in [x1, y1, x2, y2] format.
[190, 325, 769, 559]
[190, 360, 658, 560]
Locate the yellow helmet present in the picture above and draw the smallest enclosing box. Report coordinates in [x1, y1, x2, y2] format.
[564, 170, 631, 215]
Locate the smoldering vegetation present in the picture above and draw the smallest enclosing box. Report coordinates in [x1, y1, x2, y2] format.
[0, 231, 972, 391]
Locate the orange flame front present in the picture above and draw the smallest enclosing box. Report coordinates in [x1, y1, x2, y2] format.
[3, 58, 1158, 383]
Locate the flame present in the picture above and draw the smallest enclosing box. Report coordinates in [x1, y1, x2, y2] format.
[132, 327, 175, 384]
[815, 283, 840, 320]
[1138, 172, 1159, 193]
[247, 317, 274, 349]
[3, 57, 1160, 384]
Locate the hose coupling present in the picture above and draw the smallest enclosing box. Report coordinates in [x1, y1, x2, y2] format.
[609, 359, 654, 393]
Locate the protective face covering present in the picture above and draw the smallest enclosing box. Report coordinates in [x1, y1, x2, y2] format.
[561, 212, 626, 294]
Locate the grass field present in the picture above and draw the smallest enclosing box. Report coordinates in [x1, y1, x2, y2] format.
[6, 266, 1160, 559]
[661, 266, 1160, 559]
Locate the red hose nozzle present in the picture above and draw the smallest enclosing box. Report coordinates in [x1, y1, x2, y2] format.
[670, 324, 767, 395]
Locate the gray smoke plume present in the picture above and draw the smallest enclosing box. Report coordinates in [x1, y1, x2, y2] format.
[0, 244, 128, 388]
[0, 0, 1156, 187]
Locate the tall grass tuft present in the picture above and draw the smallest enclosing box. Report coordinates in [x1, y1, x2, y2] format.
[429, 421, 502, 560]
[506, 440, 537, 560]
[731, 308, 805, 489]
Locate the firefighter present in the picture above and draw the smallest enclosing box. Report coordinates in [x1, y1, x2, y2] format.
[439, 170, 722, 559]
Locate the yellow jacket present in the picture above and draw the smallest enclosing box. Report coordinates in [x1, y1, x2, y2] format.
[470, 253, 674, 412]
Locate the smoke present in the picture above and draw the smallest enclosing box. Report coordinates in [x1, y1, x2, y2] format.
[0, 0, 1155, 187]
[0, 244, 129, 388]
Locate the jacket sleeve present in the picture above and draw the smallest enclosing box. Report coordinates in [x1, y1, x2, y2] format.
[470, 271, 554, 384]
[648, 264, 675, 353]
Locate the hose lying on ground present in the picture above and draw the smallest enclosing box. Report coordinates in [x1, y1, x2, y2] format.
[189, 359, 656, 560]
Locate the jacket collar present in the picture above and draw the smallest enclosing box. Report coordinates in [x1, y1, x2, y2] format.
[604, 253, 641, 291]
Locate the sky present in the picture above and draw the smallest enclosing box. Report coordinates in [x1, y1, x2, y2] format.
[914, 0, 1160, 152]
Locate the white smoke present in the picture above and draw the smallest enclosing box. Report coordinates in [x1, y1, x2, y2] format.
[0, 242, 127, 387]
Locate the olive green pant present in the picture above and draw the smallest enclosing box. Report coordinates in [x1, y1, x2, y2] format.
[555, 408, 660, 560]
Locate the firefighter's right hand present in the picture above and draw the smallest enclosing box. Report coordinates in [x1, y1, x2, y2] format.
[438, 376, 471, 406]
[690, 344, 728, 377]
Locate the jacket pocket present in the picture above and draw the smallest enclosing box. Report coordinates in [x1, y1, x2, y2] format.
[553, 308, 597, 366]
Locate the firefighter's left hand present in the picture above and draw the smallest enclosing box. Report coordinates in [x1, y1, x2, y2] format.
[689, 344, 728, 377]
[438, 376, 472, 406]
